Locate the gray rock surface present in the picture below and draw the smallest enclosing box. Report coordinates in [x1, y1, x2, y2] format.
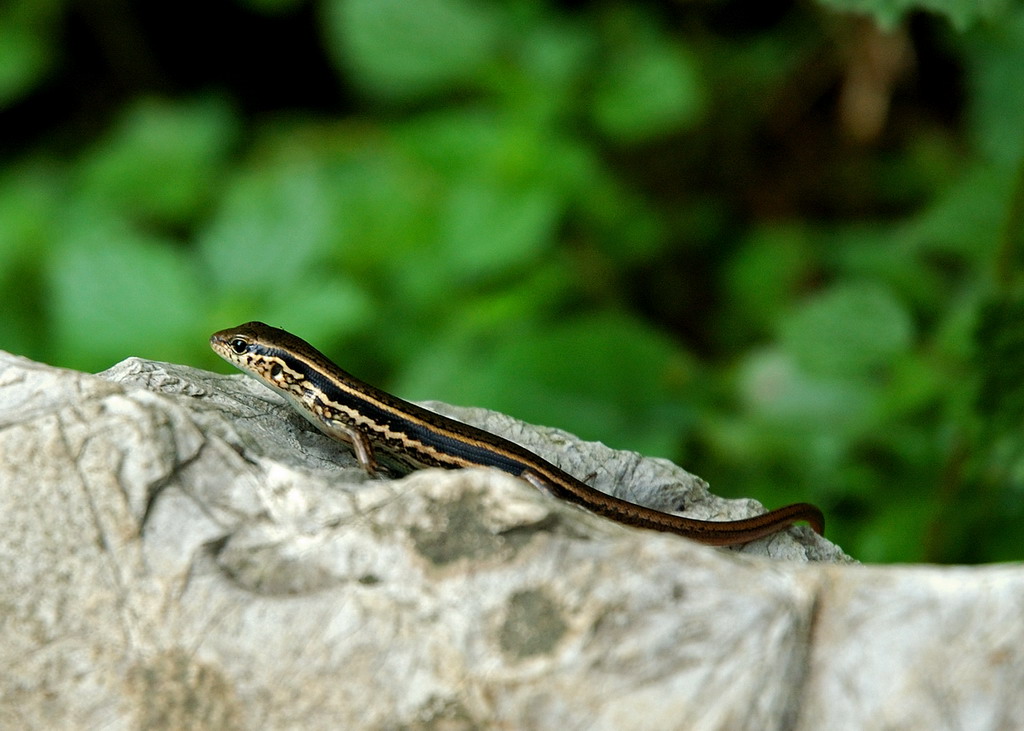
[1, 350, 1020, 730]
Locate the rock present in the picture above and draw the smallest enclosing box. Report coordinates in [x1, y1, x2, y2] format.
[1, 350, 1020, 730]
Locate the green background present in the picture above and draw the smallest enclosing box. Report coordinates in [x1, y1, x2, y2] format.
[2, 0, 1022, 563]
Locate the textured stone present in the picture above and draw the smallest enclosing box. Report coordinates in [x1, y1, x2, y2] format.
[2, 351, 1020, 730]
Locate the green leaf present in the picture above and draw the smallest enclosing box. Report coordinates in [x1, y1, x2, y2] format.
[260, 275, 374, 346]
[76, 97, 238, 225]
[855, 498, 936, 563]
[394, 312, 696, 457]
[396, 109, 665, 261]
[830, 225, 946, 312]
[781, 282, 914, 378]
[0, 0, 60, 107]
[0, 162, 60, 269]
[962, 12, 1024, 165]
[899, 164, 1009, 258]
[510, 16, 595, 121]
[975, 293, 1024, 428]
[0, 23, 49, 107]
[322, 0, 500, 99]
[723, 225, 816, 337]
[0, 163, 60, 358]
[48, 213, 205, 371]
[325, 148, 440, 273]
[815, 0, 1010, 31]
[199, 160, 335, 293]
[435, 178, 561, 280]
[738, 348, 874, 431]
[395, 108, 511, 175]
[592, 28, 703, 142]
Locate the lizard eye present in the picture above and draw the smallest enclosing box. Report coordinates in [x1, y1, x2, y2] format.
[230, 338, 249, 355]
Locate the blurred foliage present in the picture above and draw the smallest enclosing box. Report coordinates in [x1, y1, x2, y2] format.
[818, 0, 1012, 29]
[1, 0, 1023, 563]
